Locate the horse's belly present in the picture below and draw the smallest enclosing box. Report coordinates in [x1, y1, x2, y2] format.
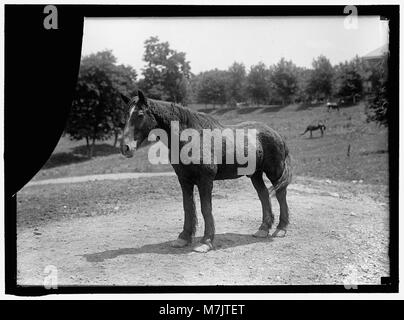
[214, 164, 245, 180]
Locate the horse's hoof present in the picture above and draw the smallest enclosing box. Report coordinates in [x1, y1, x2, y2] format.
[192, 241, 213, 253]
[170, 238, 190, 248]
[272, 229, 287, 237]
[253, 229, 269, 238]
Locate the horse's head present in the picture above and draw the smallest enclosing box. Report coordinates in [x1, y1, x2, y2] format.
[120, 90, 158, 158]
[318, 121, 326, 131]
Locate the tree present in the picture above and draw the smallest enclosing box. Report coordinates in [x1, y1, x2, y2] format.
[295, 67, 312, 104]
[195, 69, 228, 107]
[226, 62, 247, 105]
[188, 73, 200, 105]
[66, 50, 137, 158]
[307, 55, 334, 101]
[246, 62, 270, 105]
[141, 36, 191, 103]
[334, 57, 363, 104]
[365, 59, 388, 125]
[269, 58, 299, 105]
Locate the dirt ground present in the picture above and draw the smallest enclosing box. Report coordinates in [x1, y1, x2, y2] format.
[17, 174, 389, 286]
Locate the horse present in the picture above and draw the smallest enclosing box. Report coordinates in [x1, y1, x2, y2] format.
[120, 90, 292, 253]
[301, 121, 326, 138]
[326, 101, 340, 112]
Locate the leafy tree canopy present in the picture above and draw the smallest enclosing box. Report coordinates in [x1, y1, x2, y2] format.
[269, 58, 299, 105]
[246, 62, 270, 105]
[141, 36, 191, 104]
[195, 69, 228, 106]
[66, 50, 137, 157]
[334, 56, 363, 101]
[307, 55, 334, 99]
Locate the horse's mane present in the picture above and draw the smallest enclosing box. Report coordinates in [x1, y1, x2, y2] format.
[148, 99, 223, 130]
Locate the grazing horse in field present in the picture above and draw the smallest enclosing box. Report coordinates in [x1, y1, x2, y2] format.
[120, 90, 292, 253]
[326, 101, 340, 112]
[301, 121, 326, 138]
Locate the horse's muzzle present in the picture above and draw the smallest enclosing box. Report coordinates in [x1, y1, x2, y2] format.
[121, 144, 134, 158]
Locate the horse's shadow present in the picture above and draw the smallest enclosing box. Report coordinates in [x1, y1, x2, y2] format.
[302, 135, 324, 140]
[82, 233, 273, 263]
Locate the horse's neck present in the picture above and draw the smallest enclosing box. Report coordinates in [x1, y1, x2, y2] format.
[150, 102, 193, 132]
[148, 102, 189, 150]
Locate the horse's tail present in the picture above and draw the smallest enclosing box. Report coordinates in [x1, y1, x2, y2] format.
[269, 145, 292, 195]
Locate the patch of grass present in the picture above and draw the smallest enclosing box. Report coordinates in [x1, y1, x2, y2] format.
[43, 143, 120, 169]
[33, 102, 388, 185]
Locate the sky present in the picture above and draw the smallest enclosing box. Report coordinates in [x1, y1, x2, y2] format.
[81, 16, 389, 75]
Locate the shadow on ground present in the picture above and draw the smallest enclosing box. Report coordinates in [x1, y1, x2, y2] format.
[199, 105, 288, 115]
[214, 107, 238, 115]
[237, 107, 262, 114]
[338, 103, 357, 109]
[360, 149, 388, 156]
[82, 233, 273, 262]
[301, 135, 324, 140]
[296, 102, 357, 112]
[259, 105, 287, 113]
[197, 107, 236, 115]
[198, 108, 216, 114]
[43, 143, 120, 169]
[296, 103, 325, 112]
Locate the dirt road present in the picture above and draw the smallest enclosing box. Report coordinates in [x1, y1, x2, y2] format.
[17, 173, 389, 286]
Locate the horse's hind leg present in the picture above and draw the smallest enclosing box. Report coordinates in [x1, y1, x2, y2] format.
[251, 172, 273, 238]
[272, 187, 289, 237]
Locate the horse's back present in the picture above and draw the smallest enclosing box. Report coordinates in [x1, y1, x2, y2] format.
[230, 120, 286, 147]
[227, 121, 283, 143]
[173, 120, 289, 182]
[227, 121, 289, 172]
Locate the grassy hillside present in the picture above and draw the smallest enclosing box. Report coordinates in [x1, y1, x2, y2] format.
[32, 102, 388, 185]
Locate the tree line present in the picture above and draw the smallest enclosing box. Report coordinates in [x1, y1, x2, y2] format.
[193, 55, 366, 107]
[67, 36, 388, 157]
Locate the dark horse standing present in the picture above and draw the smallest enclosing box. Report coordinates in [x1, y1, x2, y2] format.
[120, 90, 292, 253]
[301, 121, 326, 138]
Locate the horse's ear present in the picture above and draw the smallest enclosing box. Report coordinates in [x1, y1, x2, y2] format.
[138, 90, 148, 105]
[120, 93, 131, 105]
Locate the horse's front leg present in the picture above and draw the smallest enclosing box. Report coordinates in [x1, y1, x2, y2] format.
[171, 178, 197, 248]
[193, 178, 215, 253]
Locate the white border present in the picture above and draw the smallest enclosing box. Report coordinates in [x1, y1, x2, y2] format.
[0, 0, 402, 300]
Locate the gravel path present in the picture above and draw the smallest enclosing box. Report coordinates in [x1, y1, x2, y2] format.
[18, 174, 389, 287]
[27, 171, 176, 186]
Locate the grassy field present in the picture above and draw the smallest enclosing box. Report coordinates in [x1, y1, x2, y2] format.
[33, 101, 388, 185]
